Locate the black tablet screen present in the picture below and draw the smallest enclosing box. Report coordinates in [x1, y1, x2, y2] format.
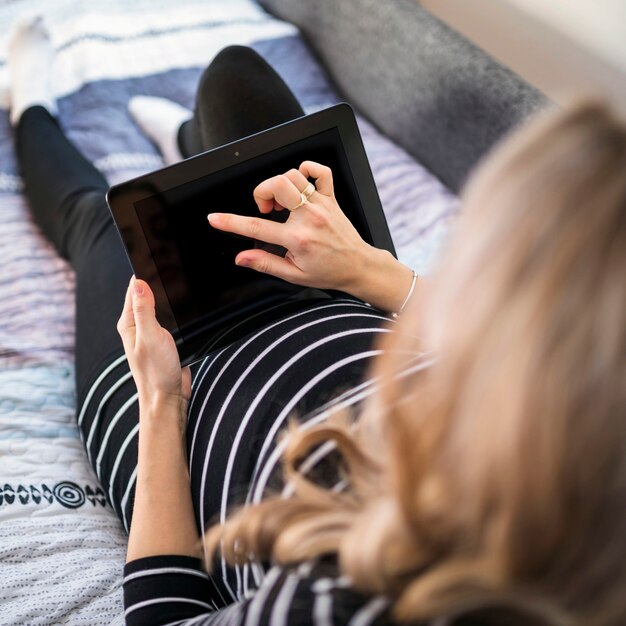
[132, 126, 371, 354]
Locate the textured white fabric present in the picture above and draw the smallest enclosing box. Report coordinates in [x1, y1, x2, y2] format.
[0, 0, 458, 623]
[0, 341, 126, 623]
[0, 2, 302, 623]
[0, 0, 297, 108]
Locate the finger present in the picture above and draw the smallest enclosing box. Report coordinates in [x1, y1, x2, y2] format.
[131, 278, 160, 342]
[252, 197, 286, 215]
[117, 277, 136, 336]
[283, 168, 313, 197]
[298, 161, 334, 196]
[235, 249, 302, 284]
[208, 212, 287, 247]
[123, 277, 135, 324]
[181, 365, 192, 400]
[253, 174, 303, 213]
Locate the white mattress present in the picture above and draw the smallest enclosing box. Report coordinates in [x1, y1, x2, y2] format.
[0, 1, 458, 623]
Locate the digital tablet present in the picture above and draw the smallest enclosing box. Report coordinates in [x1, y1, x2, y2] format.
[106, 103, 395, 366]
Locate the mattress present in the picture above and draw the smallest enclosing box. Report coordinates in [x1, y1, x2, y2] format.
[0, 1, 458, 623]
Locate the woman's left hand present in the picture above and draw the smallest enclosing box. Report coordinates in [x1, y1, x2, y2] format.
[117, 276, 191, 419]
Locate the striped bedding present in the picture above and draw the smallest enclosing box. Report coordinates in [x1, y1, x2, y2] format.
[0, 0, 458, 623]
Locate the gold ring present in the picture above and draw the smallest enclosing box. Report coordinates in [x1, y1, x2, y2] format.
[301, 182, 315, 200]
[288, 192, 309, 212]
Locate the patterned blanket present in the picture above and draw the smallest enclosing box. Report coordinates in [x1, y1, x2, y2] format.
[0, 0, 457, 623]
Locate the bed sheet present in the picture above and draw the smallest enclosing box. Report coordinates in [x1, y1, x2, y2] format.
[0, 1, 458, 623]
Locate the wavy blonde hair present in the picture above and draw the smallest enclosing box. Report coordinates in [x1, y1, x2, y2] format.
[204, 101, 626, 625]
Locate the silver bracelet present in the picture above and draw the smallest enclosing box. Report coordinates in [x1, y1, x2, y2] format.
[391, 270, 418, 319]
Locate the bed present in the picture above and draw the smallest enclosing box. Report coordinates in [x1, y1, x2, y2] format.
[0, 0, 458, 623]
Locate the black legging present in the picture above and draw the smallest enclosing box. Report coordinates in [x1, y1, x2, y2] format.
[15, 46, 305, 409]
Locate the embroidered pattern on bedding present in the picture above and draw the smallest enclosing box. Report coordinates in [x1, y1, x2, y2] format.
[0, 482, 107, 508]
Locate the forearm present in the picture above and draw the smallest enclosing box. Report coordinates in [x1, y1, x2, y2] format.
[126, 400, 202, 562]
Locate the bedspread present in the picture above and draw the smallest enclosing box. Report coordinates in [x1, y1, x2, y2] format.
[0, 1, 457, 623]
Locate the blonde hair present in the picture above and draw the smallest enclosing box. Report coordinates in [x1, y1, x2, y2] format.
[204, 101, 626, 625]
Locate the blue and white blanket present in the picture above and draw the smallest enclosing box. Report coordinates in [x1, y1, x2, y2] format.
[0, 1, 458, 623]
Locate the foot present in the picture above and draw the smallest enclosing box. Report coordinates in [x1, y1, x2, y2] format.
[128, 96, 192, 165]
[7, 15, 56, 126]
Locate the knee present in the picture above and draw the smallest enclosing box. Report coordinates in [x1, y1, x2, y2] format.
[213, 45, 264, 69]
[198, 45, 267, 92]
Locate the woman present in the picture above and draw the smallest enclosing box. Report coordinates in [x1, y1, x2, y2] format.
[8, 16, 626, 626]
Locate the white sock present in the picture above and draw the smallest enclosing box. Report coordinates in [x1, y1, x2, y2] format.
[7, 15, 57, 126]
[128, 96, 192, 165]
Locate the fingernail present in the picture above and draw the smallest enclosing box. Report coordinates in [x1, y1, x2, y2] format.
[207, 213, 220, 224]
[133, 280, 144, 296]
[236, 257, 250, 268]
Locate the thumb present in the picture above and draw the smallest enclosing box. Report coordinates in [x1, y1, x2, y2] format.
[132, 278, 159, 340]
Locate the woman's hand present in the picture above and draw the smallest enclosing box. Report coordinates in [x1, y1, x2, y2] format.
[208, 160, 415, 312]
[118, 277, 200, 562]
[208, 161, 372, 292]
[117, 276, 191, 420]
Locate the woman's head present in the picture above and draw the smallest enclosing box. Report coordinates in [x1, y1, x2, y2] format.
[205, 101, 626, 625]
[381, 100, 626, 623]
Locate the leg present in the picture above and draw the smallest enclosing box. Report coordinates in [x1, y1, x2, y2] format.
[9, 18, 140, 529]
[18, 112, 136, 397]
[15, 106, 129, 392]
[9, 17, 110, 264]
[16, 107, 138, 527]
[129, 46, 305, 162]
[178, 45, 305, 156]
[16, 107, 111, 263]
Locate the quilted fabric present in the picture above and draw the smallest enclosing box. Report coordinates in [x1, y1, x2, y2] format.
[0, 0, 457, 623]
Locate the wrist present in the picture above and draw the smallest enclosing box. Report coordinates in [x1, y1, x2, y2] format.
[342, 243, 387, 296]
[347, 246, 414, 313]
[391, 269, 418, 318]
[139, 388, 187, 416]
[139, 394, 187, 438]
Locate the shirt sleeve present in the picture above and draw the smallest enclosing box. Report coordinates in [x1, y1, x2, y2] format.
[123, 555, 223, 625]
[123, 554, 391, 626]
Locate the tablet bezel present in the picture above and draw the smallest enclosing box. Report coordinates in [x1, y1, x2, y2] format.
[106, 103, 395, 365]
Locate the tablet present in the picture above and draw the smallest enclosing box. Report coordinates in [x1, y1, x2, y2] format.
[106, 103, 395, 366]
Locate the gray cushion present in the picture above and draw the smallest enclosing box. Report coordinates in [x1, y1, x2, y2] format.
[258, 0, 550, 192]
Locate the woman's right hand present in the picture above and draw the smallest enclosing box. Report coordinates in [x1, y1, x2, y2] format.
[207, 160, 415, 312]
[208, 161, 370, 292]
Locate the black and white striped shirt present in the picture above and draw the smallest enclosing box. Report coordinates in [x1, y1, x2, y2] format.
[79, 297, 429, 625]
[123, 556, 394, 626]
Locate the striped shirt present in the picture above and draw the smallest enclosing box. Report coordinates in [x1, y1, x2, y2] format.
[78, 297, 428, 625]
[123, 556, 394, 626]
